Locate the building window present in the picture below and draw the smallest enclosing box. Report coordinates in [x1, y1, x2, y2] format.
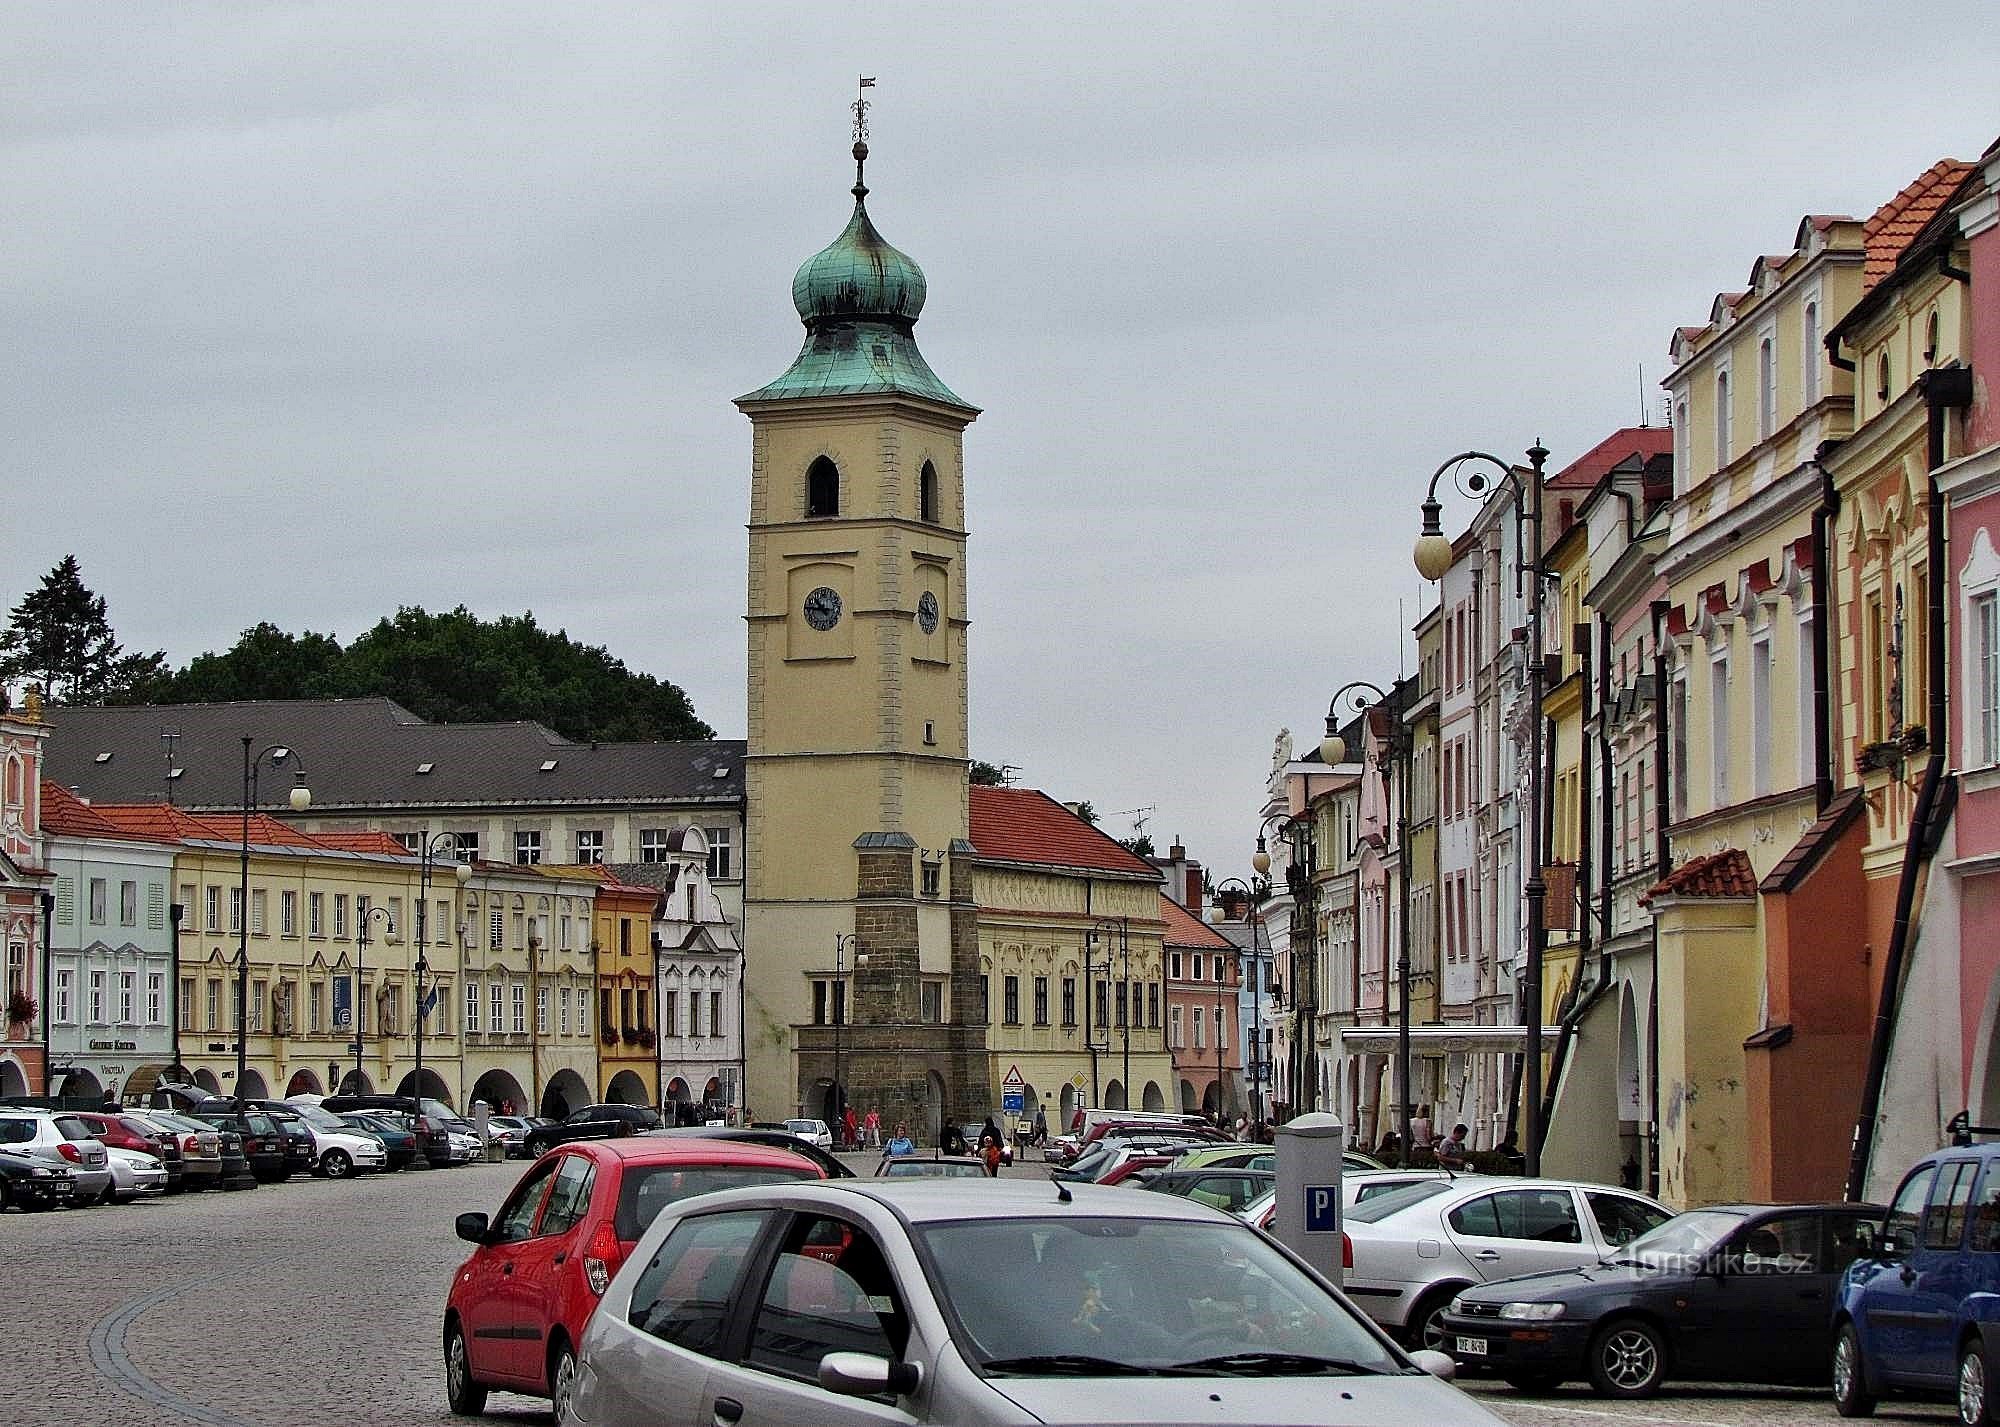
[55, 969, 73, 1024]
[919, 459, 939, 523]
[251, 889, 267, 935]
[510, 983, 525, 1035]
[119, 971, 136, 1024]
[710, 989, 722, 1038]
[665, 988, 680, 1036]
[465, 981, 480, 1034]
[489, 909, 503, 950]
[1877, 352, 1892, 406]
[1191, 953, 1203, 982]
[333, 894, 349, 939]
[308, 892, 324, 937]
[1757, 336, 1776, 440]
[1752, 637, 1773, 797]
[576, 829, 604, 864]
[205, 979, 220, 1032]
[452, 832, 479, 862]
[1670, 675, 1690, 822]
[1710, 651, 1731, 805]
[1149, 983, 1161, 1027]
[490, 981, 504, 1034]
[978, 976, 990, 1025]
[921, 980, 943, 1024]
[558, 986, 570, 1036]
[88, 878, 107, 925]
[308, 980, 324, 1033]
[806, 455, 840, 518]
[537, 986, 549, 1035]
[249, 979, 264, 1033]
[394, 831, 421, 853]
[1170, 1005, 1184, 1048]
[705, 827, 733, 879]
[515, 830, 542, 865]
[1033, 975, 1049, 1025]
[1715, 369, 1732, 467]
[1193, 1006, 1205, 1049]
[576, 987, 588, 1039]
[1003, 975, 1020, 1025]
[689, 989, 703, 1037]
[180, 976, 195, 1031]
[640, 829, 669, 862]
[88, 971, 105, 1024]
[1116, 981, 1128, 1028]
[1094, 980, 1108, 1028]
[560, 915, 572, 951]
[280, 890, 296, 936]
[1803, 302, 1821, 404]
[228, 887, 243, 934]
[1061, 976, 1077, 1027]
[1979, 593, 2000, 766]
[205, 886, 220, 932]
[921, 859, 941, 898]
[1169, 952, 1183, 981]
[119, 880, 138, 926]
[1925, 310, 1941, 366]
[619, 918, 632, 957]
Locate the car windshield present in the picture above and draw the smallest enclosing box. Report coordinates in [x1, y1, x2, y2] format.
[243, 1113, 276, 1136]
[884, 1160, 985, 1178]
[1345, 1180, 1456, 1224]
[290, 1104, 350, 1131]
[784, 1120, 820, 1135]
[615, 1163, 817, 1241]
[918, 1216, 1407, 1377]
[1611, 1209, 1745, 1267]
[0, 1120, 34, 1144]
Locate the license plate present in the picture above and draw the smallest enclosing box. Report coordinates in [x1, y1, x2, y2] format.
[1456, 1336, 1488, 1357]
[50, 1182, 72, 1195]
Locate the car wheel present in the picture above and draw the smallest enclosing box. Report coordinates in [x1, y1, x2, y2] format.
[319, 1149, 352, 1180]
[1963, 1340, 1994, 1427]
[1405, 1287, 1458, 1354]
[1833, 1322, 1877, 1417]
[445, 1322, 487, 1416]
[1588, 1318, 1666, 1399]
[549, 1342, 577, 1418]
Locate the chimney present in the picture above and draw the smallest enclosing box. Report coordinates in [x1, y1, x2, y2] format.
[1185, 865, 1202, 911]
[1169, 838, 1185, 861]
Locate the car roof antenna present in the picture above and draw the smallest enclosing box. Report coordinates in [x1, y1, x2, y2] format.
[1055, 1180, 1073, 1204]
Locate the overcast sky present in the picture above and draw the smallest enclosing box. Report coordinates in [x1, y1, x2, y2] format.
[4, 4, 1995, 879]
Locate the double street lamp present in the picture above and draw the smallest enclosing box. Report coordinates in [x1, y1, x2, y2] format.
[409, 833, 473, 1169]
[1086, 918, 1131, 1109]
[1411, 443, 1551, 1175]
[1321, 681, 1413, 1166]
[1213, 872, 1270, 1133]
[238, 739, 309, 1096]
[831, 932, 861, 1132]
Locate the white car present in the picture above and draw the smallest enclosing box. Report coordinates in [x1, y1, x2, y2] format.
[446, 1127, 482, 1163]
[783, 1118, 835, 1151]
[1340, 1177, 1672, 1351]
[1240, 1170, 1479, 1231]
[287, 1102, 389, 1177]
[105, 1145, 169, 1202]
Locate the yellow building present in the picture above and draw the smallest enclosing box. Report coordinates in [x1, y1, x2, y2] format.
[1409, 610, 1442, 1040]
[544, 865, 660, 1107]
[458, 863, 598, 1118]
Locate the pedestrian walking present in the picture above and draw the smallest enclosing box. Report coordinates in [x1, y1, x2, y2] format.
[864, 1107, 881, 1147]
[979, 1122, 1003, 1178]
[1032, 1104, 1048, 1146]
[842, 1105, 859, 1151]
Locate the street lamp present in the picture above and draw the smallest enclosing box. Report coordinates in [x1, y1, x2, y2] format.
[355, 902, 392, 1100]
[1088, 919, 1130, 1109]
[1412, 443, 1551, 1174]
[1214, 872, 1270, 1133]
[831, 932, 858, 1135]
[1322, 680, 1415, 1166]
[239, 739, 309, 1096]
[408, 832, 473, 1170]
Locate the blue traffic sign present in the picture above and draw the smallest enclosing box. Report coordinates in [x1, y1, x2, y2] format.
[1303, 1185, 1340, 1233]
[1001, 1090, 1024, 1113]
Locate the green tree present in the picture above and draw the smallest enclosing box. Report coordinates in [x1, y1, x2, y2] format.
[118, 622, 347, 705]
[1073, 801, 1097, 826]
[1119, 833, 1157, 859]
[970, 760, 1009, 786]
[0, 556, 167, 704]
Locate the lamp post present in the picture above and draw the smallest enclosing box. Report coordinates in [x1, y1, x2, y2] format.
[408, 833, 473, 1170]
[239, 739, 309, 1096]
[1321, 681, 1415, 1166]
[1412, 442, 1550, 1175]
[832, 932, 857, 1135]
[355, 903, 392, 1099]
[1214, 870, 1271, 1133]
[1088, 918, 1130, 1108]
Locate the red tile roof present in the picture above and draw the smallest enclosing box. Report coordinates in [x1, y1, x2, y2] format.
[1643, 849, 1758, 903]
[78, 801, 406, 857]
[968, 786, 1158, 877]
[1864, 159, 1975, 289]
[38, 781, 156, 841]
[1548, 427, 1675, 491]
[1160, 894, 1232, 949]
[310, 829, 419, 857]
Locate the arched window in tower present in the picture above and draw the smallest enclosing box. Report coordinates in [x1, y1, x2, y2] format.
[1877, 352, 1892, 406]
[806, 456, 840, 519]
[1924, 310, 1941, 367]
[919, 460, 939, 524]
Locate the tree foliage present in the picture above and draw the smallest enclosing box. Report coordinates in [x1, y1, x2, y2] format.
[969, 760, 1009, 786]
[120, 605, 713, 743]
[0, 556, 168, 705]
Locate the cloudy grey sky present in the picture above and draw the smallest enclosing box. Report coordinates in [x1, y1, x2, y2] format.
[4, 3, 1995, 878]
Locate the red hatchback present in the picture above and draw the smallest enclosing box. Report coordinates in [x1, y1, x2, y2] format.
[443, 1136, 823, 1417]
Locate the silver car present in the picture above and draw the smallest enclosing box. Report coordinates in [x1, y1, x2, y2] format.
[105, 1145, 169, 1201]
[1341, 1177, 1672, 1351]
[0, 1111, 113, 1205]
[562, 1179, 1512, 1426]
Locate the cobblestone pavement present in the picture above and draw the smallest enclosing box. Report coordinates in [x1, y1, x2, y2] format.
[4, 1152, 1958, 1427]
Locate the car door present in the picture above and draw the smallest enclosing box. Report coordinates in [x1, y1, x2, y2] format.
[595, 1209, 776, 1427]
[1444, 1186, 1594, 1282]
[706, 1209, 922, 1427]
[1854, 1162, 1941, 1386]
[1694, 1211, 1834, 1382]
[460, 1156, 560, 1386]
[510, 1151, 597, 1387]
[1904, 1158, 1981, 1383]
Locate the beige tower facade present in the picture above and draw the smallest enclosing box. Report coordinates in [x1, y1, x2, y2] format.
[737, 142, 990, 1134]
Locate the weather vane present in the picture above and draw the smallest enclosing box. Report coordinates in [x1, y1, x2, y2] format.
[852, 75, 874, 145]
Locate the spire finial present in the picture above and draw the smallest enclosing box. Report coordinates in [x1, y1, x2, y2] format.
[851, 75, 875, 200]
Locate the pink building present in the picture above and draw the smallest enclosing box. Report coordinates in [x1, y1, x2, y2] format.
[0, 692, 52, 1095]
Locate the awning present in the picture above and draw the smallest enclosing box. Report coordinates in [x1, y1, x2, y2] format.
[1336, 1025, 1559, 1055]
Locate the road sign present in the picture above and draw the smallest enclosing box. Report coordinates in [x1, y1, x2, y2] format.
[1304, 1185, 1340, 1233]
[1002, 1064, 1025, 1090]
[1002, 1089, 1024, 1113]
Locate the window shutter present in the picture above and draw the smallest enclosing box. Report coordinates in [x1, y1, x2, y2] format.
[55, 876, 74, 925]
[148, 883, 166, 931]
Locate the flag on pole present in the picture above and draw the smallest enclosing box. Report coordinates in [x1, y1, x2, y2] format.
[858, 76, 875, 87]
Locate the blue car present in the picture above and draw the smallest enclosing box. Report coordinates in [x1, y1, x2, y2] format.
[1833, 1141, 2000, 1422]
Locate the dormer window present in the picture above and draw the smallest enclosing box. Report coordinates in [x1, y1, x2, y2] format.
[806, 456, 840, 518]
[919, 460, 939, 523]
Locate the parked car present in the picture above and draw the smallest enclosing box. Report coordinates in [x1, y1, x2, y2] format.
[343, 1112, 417, 1170]
[0, 1110, 113, 1204]
[1833, 1142, 2000, 1421]
[1342, 1176, 1672, 1350]
[647, 1126, 854, 1180]
[322, 1093, 453, 1164]
[73, 1110, 183, 1193]
[1137, 1166, 1274, 1213]
[959, 1123, 1014, 1167]
[875, 1155, 989, 1179]
[186, 1102, 289, 1183]
[485, 1115, 536, 1158]
[124, 1109, 223, 1192]
[521, 1104, 665, 1158]
[281, 1101, 389, 1177]
[235, 1099, 317, 1176]
[1049, 1134, 1210, 1184]
[1044, 1111, 1226, 1166]
[782, 1117, 835, 1152]
[0, 1147, 76, 1210]
[560, 1178, 1496, 1427]
[1166, 1143, 1277, 1173]
[1443, 1200, 1880, 1396]
[442, 1136, 826, 1417]
[443, 1120, 483, 1164]
[1239, 1170, 1473, 1233]
[105, 1145, 169, 1202]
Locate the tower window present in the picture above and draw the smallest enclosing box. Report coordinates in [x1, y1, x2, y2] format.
[919, 460, 939, 523]
[806, 456, 840, 518]
[1877, 352, 1892, 405]
[1924, 310, 1940, 366]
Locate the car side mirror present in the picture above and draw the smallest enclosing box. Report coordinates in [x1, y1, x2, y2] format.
[455, 1211, 492, 1244]
[818, 1352, 922, 1398]
[1408, 1348, 1456, 1381]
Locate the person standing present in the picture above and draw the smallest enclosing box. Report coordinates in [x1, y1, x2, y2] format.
[1435, 1123, 1470, 1169]
[1410, 1103, 1434, 1150]
[863, 1107, 881, 1148]
[842, 1105, 859, 1151]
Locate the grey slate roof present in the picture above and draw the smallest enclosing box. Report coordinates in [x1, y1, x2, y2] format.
[42, 699, 744, 812]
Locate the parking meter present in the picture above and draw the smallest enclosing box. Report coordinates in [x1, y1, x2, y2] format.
[1273, 1112, 1346, 1286]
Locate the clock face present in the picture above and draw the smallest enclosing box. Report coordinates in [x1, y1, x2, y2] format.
[803, 586, 843, 631]
[917, 591, 940, 634]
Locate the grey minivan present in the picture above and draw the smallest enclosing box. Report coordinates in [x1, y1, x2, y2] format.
[560, 1179, 1510, 1426]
